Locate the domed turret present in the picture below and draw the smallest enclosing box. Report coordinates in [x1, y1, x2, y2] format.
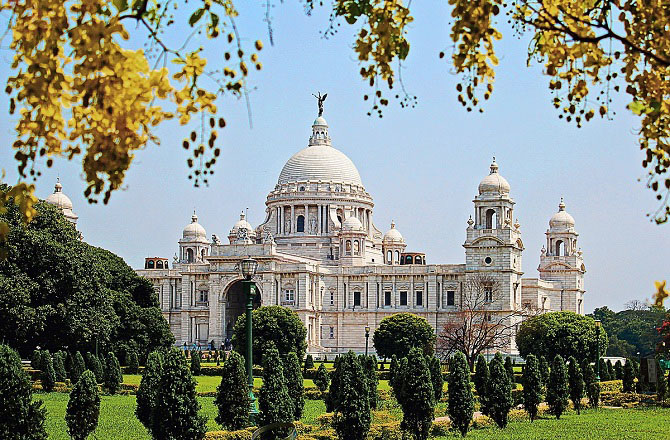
[549, 198, 575, 230]
[45, 178, 78, 225]
[183, 211, 207, 239]
[478, 158, 510, 196]
[228, 211, 256, 244]
[342, 216, 364, 231]
[382, 221, 404, 244]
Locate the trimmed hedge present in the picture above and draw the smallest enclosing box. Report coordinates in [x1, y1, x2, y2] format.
[204, 427, 255, 439]
[600, 380, 623, 393]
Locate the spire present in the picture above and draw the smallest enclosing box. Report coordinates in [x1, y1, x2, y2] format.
[558, 197, 566, 211]
[489, 156, 499, 174]
[192, 210, 198, 223]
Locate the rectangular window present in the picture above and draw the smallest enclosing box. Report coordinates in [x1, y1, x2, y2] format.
[484, 286, 493, 302]
[330, 291, 334, 305]
[416, 291, 423, 306]
[198, 290, 208, 304]
[400, 291, 408, 306]
[284, 289, 295, 303]
[354, 291, 361, 307]
[447, 290, 455, 306]
[384, 291, 392, 306]
[329, 327, 334, 339]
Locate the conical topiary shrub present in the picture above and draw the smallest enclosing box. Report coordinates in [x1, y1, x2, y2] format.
[214, 351, 249, 430]
[66, 370, 100, 440]
[522, 354, 542, 421]
[473, 355, 490, 416]
[447, 351, 474, 437]
[487, 353, 512, 428]
[547, 355, 569, 419]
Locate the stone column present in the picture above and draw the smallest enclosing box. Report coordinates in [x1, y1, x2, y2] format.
[305, 204, 309, 234]
[317, 204, 321, 235]
[291, 205, 295, 234]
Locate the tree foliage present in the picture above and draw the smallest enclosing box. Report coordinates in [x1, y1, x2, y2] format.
[104, 352, 122, 395]
[516, 311, 608, 363]
[232, 305, 307, 365]
[53, 351, 66, 382]
[303, 354, 315, 372]
[333, 351, 371, 440]
[72, 352, 86, 384]
[428, 355, 444, 402]
[284, 352, 305, 420]
[313, 363, 330, 393]
[487, 353, 512, 428]
[40, 352, 56, 392]
[0, 344, 47, 440]
[126, 350, 139, 374]
[152, 348, 206, 440]
[66, 370, 100, 440]
[447, 351, 474, 437]
[539, 355, 550, 391]
[214, 351, 249, 431]
[583, 363, 600, 408]
[567, 356, 585, 414]
[0, 192, 173, 358]
[623, 359, 635, 392]
[85, 353, 103, 384]
[373, 313, 435, 359]
[504, 356, 515, 389]
[473, 354, 490, 417]
[547, 355, 569, 419]
[522, 354, 542, 422]
[361, 355, 379, 410]
[591, 305, 665, 357]
[135, 350, 164, 437]
[258, 347, 294, 438]
[190, 351, 202, 376]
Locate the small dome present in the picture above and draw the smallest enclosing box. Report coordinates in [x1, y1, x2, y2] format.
[549, 198, 575, 229]
[341, 216, 363, 231]
[183, 212, 207, 239]
[230, 211, 255, 235]
[45, 179, 73, 210]
[383, 221, 404, 244]
[478, 158, 511, 196]
[313, 116, 328, 126]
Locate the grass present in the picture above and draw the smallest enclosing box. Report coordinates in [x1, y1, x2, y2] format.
[123, 375, 389, 393]
[35, 391, 670, 440]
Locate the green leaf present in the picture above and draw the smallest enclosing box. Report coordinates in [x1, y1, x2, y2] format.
[113, 0, 129, 12]
[628, 101, 648, 115]
[189, 8, 205, 27]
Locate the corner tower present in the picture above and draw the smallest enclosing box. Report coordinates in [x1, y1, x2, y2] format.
[464, 158, 524, 309]
[538, 199, 586, 313]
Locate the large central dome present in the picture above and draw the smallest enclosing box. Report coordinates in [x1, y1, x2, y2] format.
[277, 116, 363, 187]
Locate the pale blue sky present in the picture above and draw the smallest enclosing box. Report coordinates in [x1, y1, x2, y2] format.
[1, 2, 668, 312]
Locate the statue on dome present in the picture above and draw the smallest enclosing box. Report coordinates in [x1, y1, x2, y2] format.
[313, 91, 327, 117]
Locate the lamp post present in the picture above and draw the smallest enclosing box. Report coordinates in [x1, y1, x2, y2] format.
[364, 326, 370, 356]
[595, 319, 601, 381]
[240, 257, 259, 421]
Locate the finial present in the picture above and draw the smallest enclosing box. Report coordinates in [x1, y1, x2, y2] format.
[192, 209, 198, 222]
[54, 177, 62, 192]
[312, 92, 327, 117]
[558, 197, 565, 211]
[467, 216, 474, 227]
[490, 157, 499, 174]
[391, 220, 395, 229]
[240, 210, 245, 220]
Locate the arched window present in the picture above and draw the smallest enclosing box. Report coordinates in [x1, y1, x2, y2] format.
[556, 240, 565, 256]
[387, 250, 392, 264]
[415, 256, 423, 265]
[353, 240, 360, 255]
[186, 248, 194, 263]
[345, 240, 352, 255]
[201, 249, 206, 260]
[407, 255, 414, 264]
[296, 215, 305, 232]
[147, 260, 155, 269]
[485, 209, 497, 229]
[156, 260, 163, 269]
[395, 250, 400, 263]
[337, 215, 343, 225]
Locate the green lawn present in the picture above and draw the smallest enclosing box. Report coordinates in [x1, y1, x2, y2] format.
[122, 374, 389, 393]
[34, 391, 670, 439]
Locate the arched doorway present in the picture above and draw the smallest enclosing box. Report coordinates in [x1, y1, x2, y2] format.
[223, 280, 262, 341]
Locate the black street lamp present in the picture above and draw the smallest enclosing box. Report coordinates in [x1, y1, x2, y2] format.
[240, 257, 259, 421]
[595, 319, 601, 381]
[364, 326, 370, 356]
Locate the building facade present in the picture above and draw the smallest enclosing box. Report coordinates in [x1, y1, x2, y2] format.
[131, 114, 586, 355]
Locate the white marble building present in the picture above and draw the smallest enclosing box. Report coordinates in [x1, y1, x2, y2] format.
[132, 114, 586, 355]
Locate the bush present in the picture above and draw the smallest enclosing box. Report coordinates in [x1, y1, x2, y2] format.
[516, 312, 607, 364]
[127, 350, 139, 374]
[285, 352, 305, 420]
[614, 360, 623, 380]
[72, 352, 86, 384]
[539, 355, 550, 391]
[258, 347, 294, 438]
[104, 352, 122, 395]
[588, 382, 601, 408]
[53, 351, 67, 382]
[473, 355, 490, 416]
[31, 349, 42, 370]
[657, 366, 667, 401]
[333, 352, 370, 440]
[40, 352, 56, 392]
[505, 357, 515, 389]
[623, 359, 635, 393]
[0, 344, 47, 439]
[214, 351, 249, 430]
[204, 428, 255, 440]
[567, 356, 585, 414]
[547, 355, 569, 419]
[136, 350, 164, 437]
[304, 354, 315, 373]
[232, 306, 307, 365]
[487, 353, 512, 428]
[324, 356, 341, 413]
[66, 370, 100, 440]
[362, 355, 379, 410]
[191, 351, 202, 376]
[428, 355, 443, 402]
[447, 351, 473, 437]
[313, 363, 330, 393]
[372, 313, 435, 359]
[152, 348, 207, 440]
[607, 360, 615, 382]
[522, 354, 542, 421]
[599, 359, 610, 381]
[85, 353, 104, 383]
